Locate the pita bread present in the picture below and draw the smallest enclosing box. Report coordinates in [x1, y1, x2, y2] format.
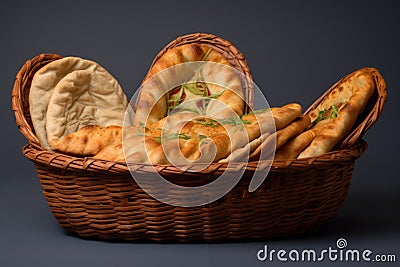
[161, 132, 231, 165]
[64, 103, 303, 165]
[298, 68, 375, 158]
[99, 135, 167, 164]
[46, 69, 127, 149]
[149, 111, 199, 130]
[240, 103, 302, 141]
[94, 142, 125, 162]
[274, 130, 316, 161]
[134, 44, 244, 125]
[29, 56, 123, 150]
[202, 62, 244, 118]
[218, 132, 270, 163]
[155, 118, 231, 164]
[270, 103, 303, 130]
[249, 115, 311, 161]
[52, 125, 122, 156]
[218, 104, 303, 163]
[94, 117, 234, 164]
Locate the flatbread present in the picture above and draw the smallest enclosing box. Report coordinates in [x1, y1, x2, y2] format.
[65, 103, 304, 165]
[95, 135, 165, 164]
[274, 115, 311, 148]
[218, 104, 303, 163]
[29, 56, 122, 150]
[52, 125, 123, 156]
[46, 69, 127, 149]
[156, 118, 231, 164]
[134, 43, 244, 125]
[94, 142, 125, 162]
[250, 115, 310, 160]
[249, 115, 311, 161]
[298, 68, 375, 158]
[240, 103, 302, 141]
[274, 130, 316, 161]
[94, 117, 234, 164]
[218, 132, 270, 163]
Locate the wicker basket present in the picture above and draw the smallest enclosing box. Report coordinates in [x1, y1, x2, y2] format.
[12, 34, 386, 242]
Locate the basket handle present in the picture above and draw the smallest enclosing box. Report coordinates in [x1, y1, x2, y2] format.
[12, 54, 63, 145]
[339, 68, 387, 148]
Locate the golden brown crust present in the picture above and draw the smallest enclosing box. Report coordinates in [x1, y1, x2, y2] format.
[274, 130, 316, 161]
[52, 125, 122, 156]
[275, 115, 311, 149]
[249, 115, 311, 161]
[93, 143, 125, 162]
[241, 103, 302, 142]
[134, 43, 244, 125]
[59, 103, 306, 164]
[144, 44, 230, 81]
[93, 118, 232, 164]
[298, 68, 375, 158]
[218, 104, 303, 163]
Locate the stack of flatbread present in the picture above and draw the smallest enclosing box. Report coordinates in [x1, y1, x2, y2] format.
[54, 103, 309, 164]
[28, 46, 378, 164]
[29, 56, 128, 152]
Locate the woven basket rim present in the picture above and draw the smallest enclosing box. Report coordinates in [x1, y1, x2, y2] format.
[22, 140, 367, 175]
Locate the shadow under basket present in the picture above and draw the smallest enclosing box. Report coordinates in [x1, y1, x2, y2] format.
[12, 34, 386, 242]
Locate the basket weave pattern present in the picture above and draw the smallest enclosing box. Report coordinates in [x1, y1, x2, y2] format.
[12, 33, 386, 241]
[24, 144, 365, 241]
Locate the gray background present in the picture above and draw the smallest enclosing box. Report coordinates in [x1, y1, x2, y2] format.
[1, 0, 399, 266]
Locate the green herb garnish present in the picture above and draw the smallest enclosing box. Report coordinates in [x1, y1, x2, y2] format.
[198, 134, 208, 139]
[195, 119, 219, 127]
[153, 132, 191, 144]
[309, 104, 341, 129]
[330, 104, 339, 119]
[201, 48, 212, 61]
[208, 90, 225, 99]
[168, 86, 185, 113]
[182, 82, 208, 96]
[219, 117, 251, 126]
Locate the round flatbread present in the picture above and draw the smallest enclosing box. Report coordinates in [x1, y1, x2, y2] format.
[134, 44, 244, 125]
[29, 56, 124, 150]
[46, 69, 127, 150]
